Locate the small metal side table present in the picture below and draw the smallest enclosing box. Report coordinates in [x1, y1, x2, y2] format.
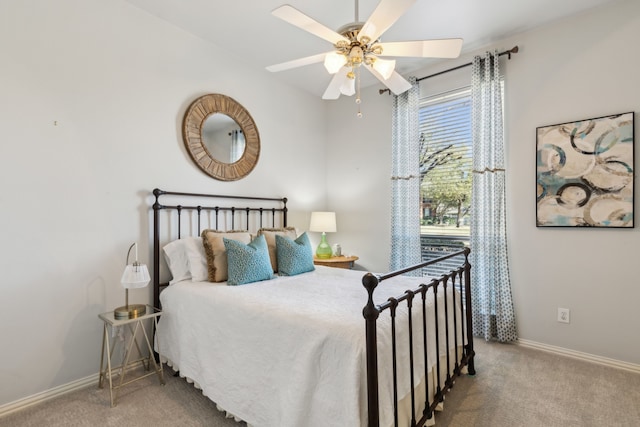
[98, 305, 165, 407]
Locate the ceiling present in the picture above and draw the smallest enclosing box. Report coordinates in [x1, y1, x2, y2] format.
[126, 0, 620, 98]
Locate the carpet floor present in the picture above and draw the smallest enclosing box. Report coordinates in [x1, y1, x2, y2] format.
[2, 340, 639, 426]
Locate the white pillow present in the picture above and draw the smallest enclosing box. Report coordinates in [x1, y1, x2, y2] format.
[162, 237, 208, 284]
[163, 238, 192, 284]
[186, 237, 208, 282]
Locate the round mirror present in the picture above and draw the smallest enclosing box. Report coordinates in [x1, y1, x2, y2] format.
[201, 113, 246, 164]
[182, 94, 259, 181]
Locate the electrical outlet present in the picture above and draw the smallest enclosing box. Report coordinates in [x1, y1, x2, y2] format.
[557, 307, 570, 323]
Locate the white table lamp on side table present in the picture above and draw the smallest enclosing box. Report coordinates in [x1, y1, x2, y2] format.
[309, 211, 337, 259]
[115, 242, 150, 320]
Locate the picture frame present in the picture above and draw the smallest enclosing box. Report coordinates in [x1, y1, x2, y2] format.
[536, 112, 634, 227]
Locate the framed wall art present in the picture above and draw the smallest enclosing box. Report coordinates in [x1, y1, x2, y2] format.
[536, 112, 634, 227]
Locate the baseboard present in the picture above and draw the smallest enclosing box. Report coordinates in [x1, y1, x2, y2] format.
[0, 361, 151, 418]
[517, 338, 640, 374]
[0, 373, 98, 418]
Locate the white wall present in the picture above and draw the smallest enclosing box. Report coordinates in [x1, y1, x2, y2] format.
[324, 93, 393, 271]
[0, 0, 327, 407]
[327, 0, 640, 364]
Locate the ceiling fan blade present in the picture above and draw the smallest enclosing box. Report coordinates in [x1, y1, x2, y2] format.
[272, 5, 348, 45]
[266, 52, 328, 72]
[378, 39, 463, 59]
[322, 68, 350, 100]
[359, 0, 416, 43]
[365, 65, 412, 95]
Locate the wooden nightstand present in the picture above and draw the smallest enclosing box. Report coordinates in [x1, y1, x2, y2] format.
[313, 255, 359, 269]
[98, 305, 165, 407]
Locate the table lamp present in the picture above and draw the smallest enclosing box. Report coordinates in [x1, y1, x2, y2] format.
[114, 242, 151, 320]
[309, 212, 337, 259]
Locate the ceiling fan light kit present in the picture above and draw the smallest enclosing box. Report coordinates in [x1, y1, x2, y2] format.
[267, 0, 463, 117]
[372, 58, 395, 80]
[324, 51, 346, 74]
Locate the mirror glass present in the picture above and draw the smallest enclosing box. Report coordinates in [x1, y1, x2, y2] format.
[182, 94, 260, 181]
[201, 113, 246, 164]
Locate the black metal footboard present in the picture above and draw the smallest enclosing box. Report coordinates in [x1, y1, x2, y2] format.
[362, 248, 475, 427]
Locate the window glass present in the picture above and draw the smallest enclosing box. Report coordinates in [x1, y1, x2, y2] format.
[418, 87, 472, 274]
[419, 87, 472, 234]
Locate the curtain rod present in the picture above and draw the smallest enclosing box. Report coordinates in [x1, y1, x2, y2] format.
[379, 45, 519, 95]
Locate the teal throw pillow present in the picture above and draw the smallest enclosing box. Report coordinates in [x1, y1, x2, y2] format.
[223, 234, 275, 285]
[275, 232, 315, 276]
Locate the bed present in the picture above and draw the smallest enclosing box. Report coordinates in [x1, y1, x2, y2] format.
[151, 189, 475, 427]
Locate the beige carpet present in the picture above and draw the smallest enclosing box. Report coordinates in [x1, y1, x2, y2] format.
[2, 340, 639, 427]
[433, 340, 640, 426]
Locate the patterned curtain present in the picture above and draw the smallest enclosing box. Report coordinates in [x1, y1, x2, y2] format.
[470, 52, 517, 342]
[390, 77, 421, 273]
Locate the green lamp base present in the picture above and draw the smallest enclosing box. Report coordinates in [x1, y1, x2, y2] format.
[315, 232, 332, 259]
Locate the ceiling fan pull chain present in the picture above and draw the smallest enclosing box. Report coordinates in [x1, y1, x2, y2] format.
[356, 67, 363, 118]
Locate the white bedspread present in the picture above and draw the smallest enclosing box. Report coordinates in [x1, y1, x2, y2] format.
[156, 266, 462, 427]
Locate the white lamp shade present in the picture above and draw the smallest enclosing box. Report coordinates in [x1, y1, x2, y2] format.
[324, 52, 346, 74]
[340, 77, 356, 96]
[309, 212, 337, 233]
[373, 57, 396, 80]
[121, 263, 151, 289]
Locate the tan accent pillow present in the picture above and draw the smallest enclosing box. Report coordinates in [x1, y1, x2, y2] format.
[201, 230, 252, 282]
[257, 227, 297, 273]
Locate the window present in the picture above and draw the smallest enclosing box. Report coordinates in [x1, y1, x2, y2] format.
[418, 87, 472, 274]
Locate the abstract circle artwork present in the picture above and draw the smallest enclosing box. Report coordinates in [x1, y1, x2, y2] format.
[536, 112, 634, 227]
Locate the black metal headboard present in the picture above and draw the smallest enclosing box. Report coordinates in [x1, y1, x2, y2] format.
[152, 188, 288, 308]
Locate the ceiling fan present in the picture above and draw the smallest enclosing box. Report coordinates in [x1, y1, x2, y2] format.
[266, 0, 463, 107]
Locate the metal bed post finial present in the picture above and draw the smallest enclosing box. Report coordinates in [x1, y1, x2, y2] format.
[282, 197, 288, 227]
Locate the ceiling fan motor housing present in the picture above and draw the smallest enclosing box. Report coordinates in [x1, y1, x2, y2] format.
[335, 23, 382, 74]
[337, 22, 365, 41]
